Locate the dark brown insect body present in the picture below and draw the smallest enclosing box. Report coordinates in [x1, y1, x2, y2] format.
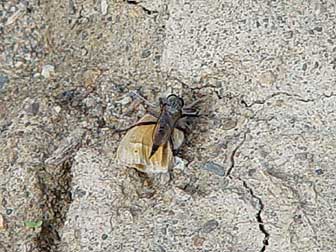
[150, 94, 185, 157]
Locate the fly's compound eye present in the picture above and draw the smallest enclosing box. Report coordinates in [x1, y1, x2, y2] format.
[167, 94, 184, 109]
[178, 98, 184, 108]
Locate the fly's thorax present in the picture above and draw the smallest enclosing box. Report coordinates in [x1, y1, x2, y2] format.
[161, 108, 182, 129]
[160, 94, 184, 116]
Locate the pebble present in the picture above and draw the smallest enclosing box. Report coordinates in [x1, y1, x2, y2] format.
[258, 70, 276, 86]
[41, 64, 55, 78]
[24, 100, 40, 115]
[30, 102, 39, 115]
[54, 106, 62, 113]
[174, 156, 186, 170]
[33, 73, 41, 78]
[6, 209, 13, 215]
[192, 235, 205, 248]
[315, 168, 323, 175]
[202, 161, 225, 176]
[222, 118, 237, 130]
[101, 0, 108, 15]
[0, 75, 8, 90]
[201, 219, 219, 233]
[141, 49, 151, 58]
[57, 90, 77, 105]
[73, 187, 87, 198]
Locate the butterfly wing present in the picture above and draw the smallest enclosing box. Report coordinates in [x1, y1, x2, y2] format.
[117, 114, 175, 173]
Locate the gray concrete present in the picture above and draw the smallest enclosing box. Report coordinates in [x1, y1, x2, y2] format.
[0, 0, 335, 251]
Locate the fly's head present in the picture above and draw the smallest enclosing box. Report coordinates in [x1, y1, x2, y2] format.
[160, 94, 184, 116]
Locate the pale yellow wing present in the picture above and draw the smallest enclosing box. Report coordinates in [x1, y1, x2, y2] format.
[116, 114, 175, 173]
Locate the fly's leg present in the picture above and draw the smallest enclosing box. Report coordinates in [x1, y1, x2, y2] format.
[130, 91, 161, 118]
[170, 136, 181, 155]
[175, 117, 194, 134]
[181, 111, 200, 118]
[182, 96, 208, 111]
[146, 107, 160, 118]
[129, 90, 156, 108]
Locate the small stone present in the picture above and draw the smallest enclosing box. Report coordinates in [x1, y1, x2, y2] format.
[6, 209, 13, 215]
[31, 102, 39, 115]
[81, 48, 88, 56]
[294, 214, 303, 224]
[57, 90, 77, 105]
[54, 106, 61, 113]
[141, 49, 151, 58]
[192, 235, 205, 248]
[295, 152, 308, 160]
[83, 68, 101, 87]
[202, 161, 225, 176]
[102, 234, 108, 240]
[315, 168, 323, 175]
[101, 0, 108, 15]
[258, 70, 276, 86]
[302, 63, 307, 71]
[25, 101, 40, 115]
[73, 187, 86, 198]
[41, 64, 55, 78]
[201, 219, 219, 233]
[256, 20, 261, 28]
[222, 118, 237, 130]
[174, 156, 186, 170]
[248, 168, 257, 176]
[0, 75, 8, 90]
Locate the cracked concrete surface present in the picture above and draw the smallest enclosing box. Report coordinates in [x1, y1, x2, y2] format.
[1, 0, 336, 251]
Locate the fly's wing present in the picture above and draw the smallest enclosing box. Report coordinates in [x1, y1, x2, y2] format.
[116, 114, 174, 173]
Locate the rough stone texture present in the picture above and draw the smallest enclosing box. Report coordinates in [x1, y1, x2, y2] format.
[0, 0, 336, 252]
[59, 149, 263, 252]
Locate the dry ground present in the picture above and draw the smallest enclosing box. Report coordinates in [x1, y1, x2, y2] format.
[0, 1, 336, 251]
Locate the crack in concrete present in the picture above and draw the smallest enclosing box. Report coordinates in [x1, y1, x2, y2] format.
[241, 180, 270, 252]
[323, 92, 336, 99]
[35, 160, 73, 252]
[125, 0, 158, 15]
[226, 130, 248, 177]
[225, 130, 269, 251]
[241, 91, 316, 108]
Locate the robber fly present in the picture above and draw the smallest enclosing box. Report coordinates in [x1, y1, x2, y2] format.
[116, 94, 201, 173]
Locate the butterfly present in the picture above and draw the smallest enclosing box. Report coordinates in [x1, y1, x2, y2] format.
[116, 94, 201, 173]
